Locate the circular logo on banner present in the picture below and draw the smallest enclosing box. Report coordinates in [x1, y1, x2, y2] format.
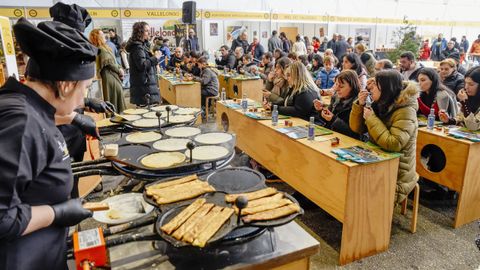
[111, 10, 119, 17]
[28, 9, 38, 17]
[124, 10, 131, 17]
[272, 14, 278, 20]
[195, 11, 200, 18]
[264, 13, 269, 19]
[204, 11, 211, 18]
[6, 42, 13, 55]
[13, 9, 23, 17]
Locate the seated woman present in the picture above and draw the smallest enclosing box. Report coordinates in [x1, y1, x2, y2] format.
[349, 70, 419, 204]
[309, 54, 323, 81]
[264, 61, 320, 120]
[313, 70, 360, 138]
[439, 58, 464, 94]
[239, 53, 258, 75]
[189, 57, 219, 110]
[263, 57, 292, 105]
[342, 53, 368, 89]
[439, 66, 480, 131]
[318, 56, 340, 95]
[273, 48, 285, 62]
[417, 67, 458, 119]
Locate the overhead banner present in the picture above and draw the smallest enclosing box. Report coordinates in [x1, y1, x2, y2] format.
[122, 9, 181, 19]
[0, 8, 24, 18]
[26, 8, 49, 18]
[0, 16, 18, 77]
[88, 9, 120, 19]
[272, 13, 327, 22]
[203, 11, 269, 20]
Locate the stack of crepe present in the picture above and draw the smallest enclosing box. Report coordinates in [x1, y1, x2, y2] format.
[160, 198, 234, 247]
[145, 174, 215, 205]
[225, 187, 301, 223]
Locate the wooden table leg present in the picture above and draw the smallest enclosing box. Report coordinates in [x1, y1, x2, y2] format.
[454, 143, 480, 228]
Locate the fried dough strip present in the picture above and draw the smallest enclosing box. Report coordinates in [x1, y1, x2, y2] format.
[242, 203, 300, 223]
[192, 208, 234, 247]
[225, 187, 277, 203]
[171, 203, 214, 240]
[160, 198, 205, 234]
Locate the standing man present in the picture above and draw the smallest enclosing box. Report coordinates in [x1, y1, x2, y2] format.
[186, 28, 200, 53]
[231, 30, 249, 54]
[334, 35, 349, 61]
[460, 35, 469, 64]
[248, 36, 265, 64]
[268, 30, 283, 53]
[109, 29, 122, 50]
[327, 33, 338, 55]
[431, 33, 447, 61]
[318, 28, 328, 53]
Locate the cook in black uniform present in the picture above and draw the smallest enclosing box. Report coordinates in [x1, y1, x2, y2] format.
[50, 2, 115, 162]
[0, 18, 96, 269]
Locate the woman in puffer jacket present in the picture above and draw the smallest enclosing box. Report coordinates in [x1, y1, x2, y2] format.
[439, 58, 465, 94]
[350, 70, 419, 203]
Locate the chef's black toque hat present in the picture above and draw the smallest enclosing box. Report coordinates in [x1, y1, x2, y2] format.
[13, 18, 98, 81]
[49, 2, 92, 32]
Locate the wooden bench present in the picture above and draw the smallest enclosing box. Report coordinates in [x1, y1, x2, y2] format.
[218, 74, 263, 102]
[159, 76, 201, 107]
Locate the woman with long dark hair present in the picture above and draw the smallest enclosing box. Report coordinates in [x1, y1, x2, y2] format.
[417, 67, 457, 119]
[350, 70, 419, 203]
[313, 70, 360, 138]
[439, 66, 480, 130]
[310, 54, 323, 82]
[126, 21, 162, 106]
[342, 53, 368, 89]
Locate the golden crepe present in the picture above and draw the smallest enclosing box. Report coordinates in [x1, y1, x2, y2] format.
[132, 118, 164, 128]
[225, 187, 278, 203]
[146, 179, 205, 196]
[184, 145, 229, 161]
[151, 105, 179, 111]
[194, 133, 233, 145]
[146, 174, 197, 192]
[167, 115, 195, 123]
[242, 203, 301, 223]
[182, 206, 222, 244]
[123, 108, 149, 115]
[175, 107, 201, 115]
[171, 203, 214, 240]
[125, 131, 162, 143]
[141, 152, 185, 169]
[118, 114, 142, 121]
[237, 199, 292, 215]
[192, 208, 234, 247]
[165, 127, 201, 138]
[153, 138, 191, 151]
[160, 198, 206, 234]
[149, 181, 215, 204]
[142, 112, 161, 119]
[238, 193, 283, 209]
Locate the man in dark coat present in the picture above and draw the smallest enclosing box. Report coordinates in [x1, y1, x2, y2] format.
[327, 33, 338, 55]
[215, 45, 236, 70]
[334, 35, 349, 61]
[268, 30, 282, 53]
[126, 21, 162, 106]
[231, 31, 249, 54]
[186, 28, 200, 53]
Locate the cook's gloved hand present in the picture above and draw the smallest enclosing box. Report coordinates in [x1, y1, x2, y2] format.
[72, 113, 100, 139]
[51, 198, 92, 227]
[84, 98, 116, 114]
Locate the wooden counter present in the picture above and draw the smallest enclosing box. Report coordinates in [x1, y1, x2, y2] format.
[218, 74, 263, 102]
[416, 127, 480, 228]
[105, 221, 319, 270]
[159, 75, 201, 107]
[216, 102, 400, 265]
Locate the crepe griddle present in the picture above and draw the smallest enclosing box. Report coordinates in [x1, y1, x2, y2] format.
[156, 192, 238, 248]
[243, 192, 304, 227]
[107, 132, 235, 173]
[206, 167, 267, 194]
